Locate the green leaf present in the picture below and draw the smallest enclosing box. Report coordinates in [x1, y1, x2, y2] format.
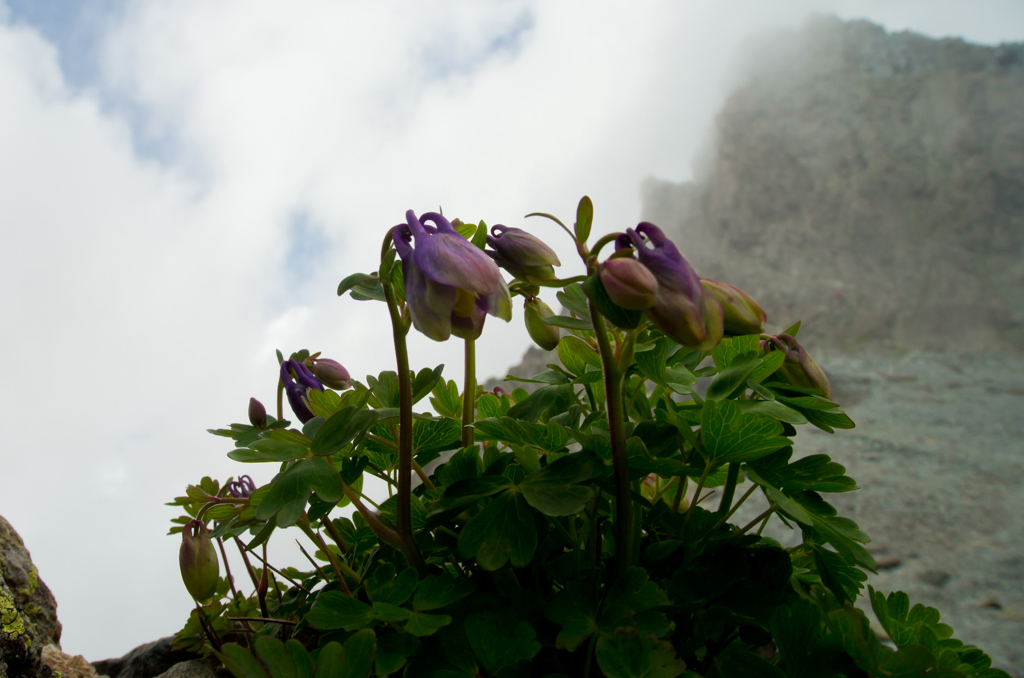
[557, 283, 592, 320]
[595, 628, 687, 678]
[546, 581, 598, 651]
[771, 599, 821, 678]
[506, 384, 573, 422]
[365, 564, 419, 606]
[430, 379, 462, 419]
[230, 438, 310, 463]
[367, 371, 400, 409]
[438, 446, 484, 486]
[712, 642, 787, 678]
[559, 335, 600, 375]
[701, 399, 791, 463]
[544, 315, 594, 330]
[794, 492, 876, 571]
[734, 399, 808, 425]
[412, 365, 444, 404]
[583, 273, 643, 329]
[706, 352, 761, 401]
[635, 337, 670, 383]
[370, 602, 413, 623]
[377, 493, 428, 532]
[255, 461, 313, 527]
[429, 475, 514, 515]
[711, 334, 761, 370]
[306, 591, 372, 631]
[471, 221, 488, 249]
[254, 638, 314, 678]
[404, 612, 452, 637]
[464, 611, 542, 675]
[413, 417, 461, 455]
[337, 272, 377, 298]
[748, 450, 857, 493]
[476, 393, 507, 419]
[311, 407, 378, 456]
[576, 195, 593, 243]
[338, 629, 375, 678]
[313, 643, 343, 678]
[458, 491, 537, 570]
[664, 365, 697, 395]
[217, 644, 269, 678]
[519, 451, 605, 516]
[749, 350, 785, 383]
[599, 567, 670, 634]
[413, 574, 475, 611]
[373, 632, 418, 677]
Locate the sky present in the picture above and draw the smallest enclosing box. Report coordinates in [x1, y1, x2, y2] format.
[1, 0, 1022, 661]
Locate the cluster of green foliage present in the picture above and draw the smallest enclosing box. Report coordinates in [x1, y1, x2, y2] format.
[167, 199, 1010, 677]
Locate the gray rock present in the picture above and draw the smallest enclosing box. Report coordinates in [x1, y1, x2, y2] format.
[0, 516, 62, 652]
[642, 15, 1024, 354]
[152, 660, 215, 678]
[1, 577, 38, 678]
[91, 638, 200, 678]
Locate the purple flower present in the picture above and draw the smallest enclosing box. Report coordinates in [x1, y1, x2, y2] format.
[227, 475, 256, 499]
[281, 359, 324, 423]
[394, 210, 511, 341]
[600, 257, 659, 310]
[617, 222, 723, 350]
[311, 358, 352, 390]
[486, 225, 561, 280]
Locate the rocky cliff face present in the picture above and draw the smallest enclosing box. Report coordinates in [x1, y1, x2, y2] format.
[643, 15, 1024, 353]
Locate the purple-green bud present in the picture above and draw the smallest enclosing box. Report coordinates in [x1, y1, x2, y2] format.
[248, 397, 267, 429]
[700, 278, 767, 335]
[765, 334, 832, 400]
[179, 519, 219, 601]
[524, 298, 561, 351]
[486, 225, 561, 280]
[599, 257, 659, 310]
[311, 359, 352, 390]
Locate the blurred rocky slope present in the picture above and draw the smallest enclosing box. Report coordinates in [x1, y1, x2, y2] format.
[644, 15, 1024, 353]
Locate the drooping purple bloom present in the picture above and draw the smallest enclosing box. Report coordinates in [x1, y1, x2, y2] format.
[600, 257, 659, 310]
[394, 210, 511, 341]
[280, 359, 324, 423]
[617, 222, 723, 350]
[227, 475, 256, 499]
[486, 225, 561, 280]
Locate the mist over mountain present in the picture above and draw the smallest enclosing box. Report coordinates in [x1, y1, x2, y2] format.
[643, 15, 1024, 353]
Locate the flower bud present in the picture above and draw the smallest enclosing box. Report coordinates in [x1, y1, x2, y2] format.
[765, 334, 831, 400]
[524, 298, 561, 351]
[248, 398, 267, 429]
[487, 225, 561, 280]
[700, 278, 767, 335]
[281, 359, 325, 423]
[179, 519, 219, 601]
[311, 358, 352, 390]
[618, 222, 723, 351]
[599, 257, 658, 310]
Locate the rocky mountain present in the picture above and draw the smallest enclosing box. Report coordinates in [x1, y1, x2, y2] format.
[643, 15, 1024, 353]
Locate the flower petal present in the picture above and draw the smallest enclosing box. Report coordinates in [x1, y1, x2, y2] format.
[404, 258, 456, 342]
[414, 231, 501, 295]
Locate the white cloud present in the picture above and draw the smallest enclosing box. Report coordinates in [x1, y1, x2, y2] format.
[0, 0, 1021, 660]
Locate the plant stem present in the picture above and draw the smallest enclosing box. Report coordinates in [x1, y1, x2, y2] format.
[462, 338, 476, 448]
[232, 537, 262, 592]
[383, 281, 425, 573]
[716, 463, 741, 516]
[412, 459, 436, 490]
[276, 378, 284, 422]
[671, 477, 687, 513]
[714, 483, 759, 529]
[296, 516, 355, 593]
[195, 603, 222, 652]
[245, 549, 311, 594]
[228, 616, 298, 626]
[321, 516, 349, 555]
[733, 507, 775, 539]
[215, 538, 239, 601]
[590, 305, 633, 576]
